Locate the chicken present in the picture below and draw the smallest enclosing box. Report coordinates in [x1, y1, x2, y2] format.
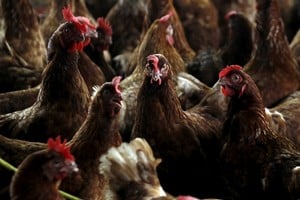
[106, 0, 149, 77]
[186, 10, 254, 87]
[0, 76, 123, 199]
[9, 136, 78, 200]
[243, 0, 300, 107]
[0, 7, 95, 142]
[60, 76, 123, 199]
[218, 65, 300, 199]
[99, 137, 206, 200]
[131, 54, 226, 198]
[0, 0, 47, 92]
[173, 0, 220, 52]
[119, 12, 184, 140]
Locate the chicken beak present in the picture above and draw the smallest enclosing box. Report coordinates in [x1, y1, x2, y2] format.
[85, 29, 98, 38]
[61, 160, 79, 175]
[151, 72, 162, 85]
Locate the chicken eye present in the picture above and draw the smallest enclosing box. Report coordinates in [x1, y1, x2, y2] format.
[63, 28, 69, 34]
[103, 89, 111, 96]
[231, 73, 242, 83]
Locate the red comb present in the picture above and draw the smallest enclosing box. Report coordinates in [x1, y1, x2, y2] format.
[112, 76, 122, 94]
[147, 54, 160, 73]
[62, 5, 96, 33]
[47, 136, 74, 161]
[159, 10, 173, 23]
[219, 65, 243, 78]
[97, 17, 112, 36]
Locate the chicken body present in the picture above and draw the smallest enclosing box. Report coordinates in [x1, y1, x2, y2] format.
[131, 54, 226, 199]
[0, 0, 47, 92]
[219, 65, 300, 200]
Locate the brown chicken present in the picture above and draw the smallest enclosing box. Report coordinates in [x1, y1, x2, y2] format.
[131, 54, 226, 198]
[219, 65, 300, 200]
[9, 136, 79, 200]
[0, 7, 95, 142]
[0, 76, 123, 199]
[100, 137, 206, 200]
[243, 0, 300, 108]
[106, 0, 149, 77]
[0, 0, 47, 92]
[173, 0, 220, 52]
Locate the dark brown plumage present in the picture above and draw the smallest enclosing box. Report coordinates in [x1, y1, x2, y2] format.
[131, 54, 226, 198]
[0, 77, 123, 199]
[243, 0, 300, 107]
[149, 0, 195, 64]
[119, 12, 186, 141]
[0, 0, 47, 92]
[106, 0, 149, 77]
[221, 10, 254, 67]
[83, 17, 116, 81]
[0, 8, 95, 142]
[219, 65, 300, 200]
[9, 137, 78, 200]
[267, 91, 300, 149]
[173, 0, 220, 52]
